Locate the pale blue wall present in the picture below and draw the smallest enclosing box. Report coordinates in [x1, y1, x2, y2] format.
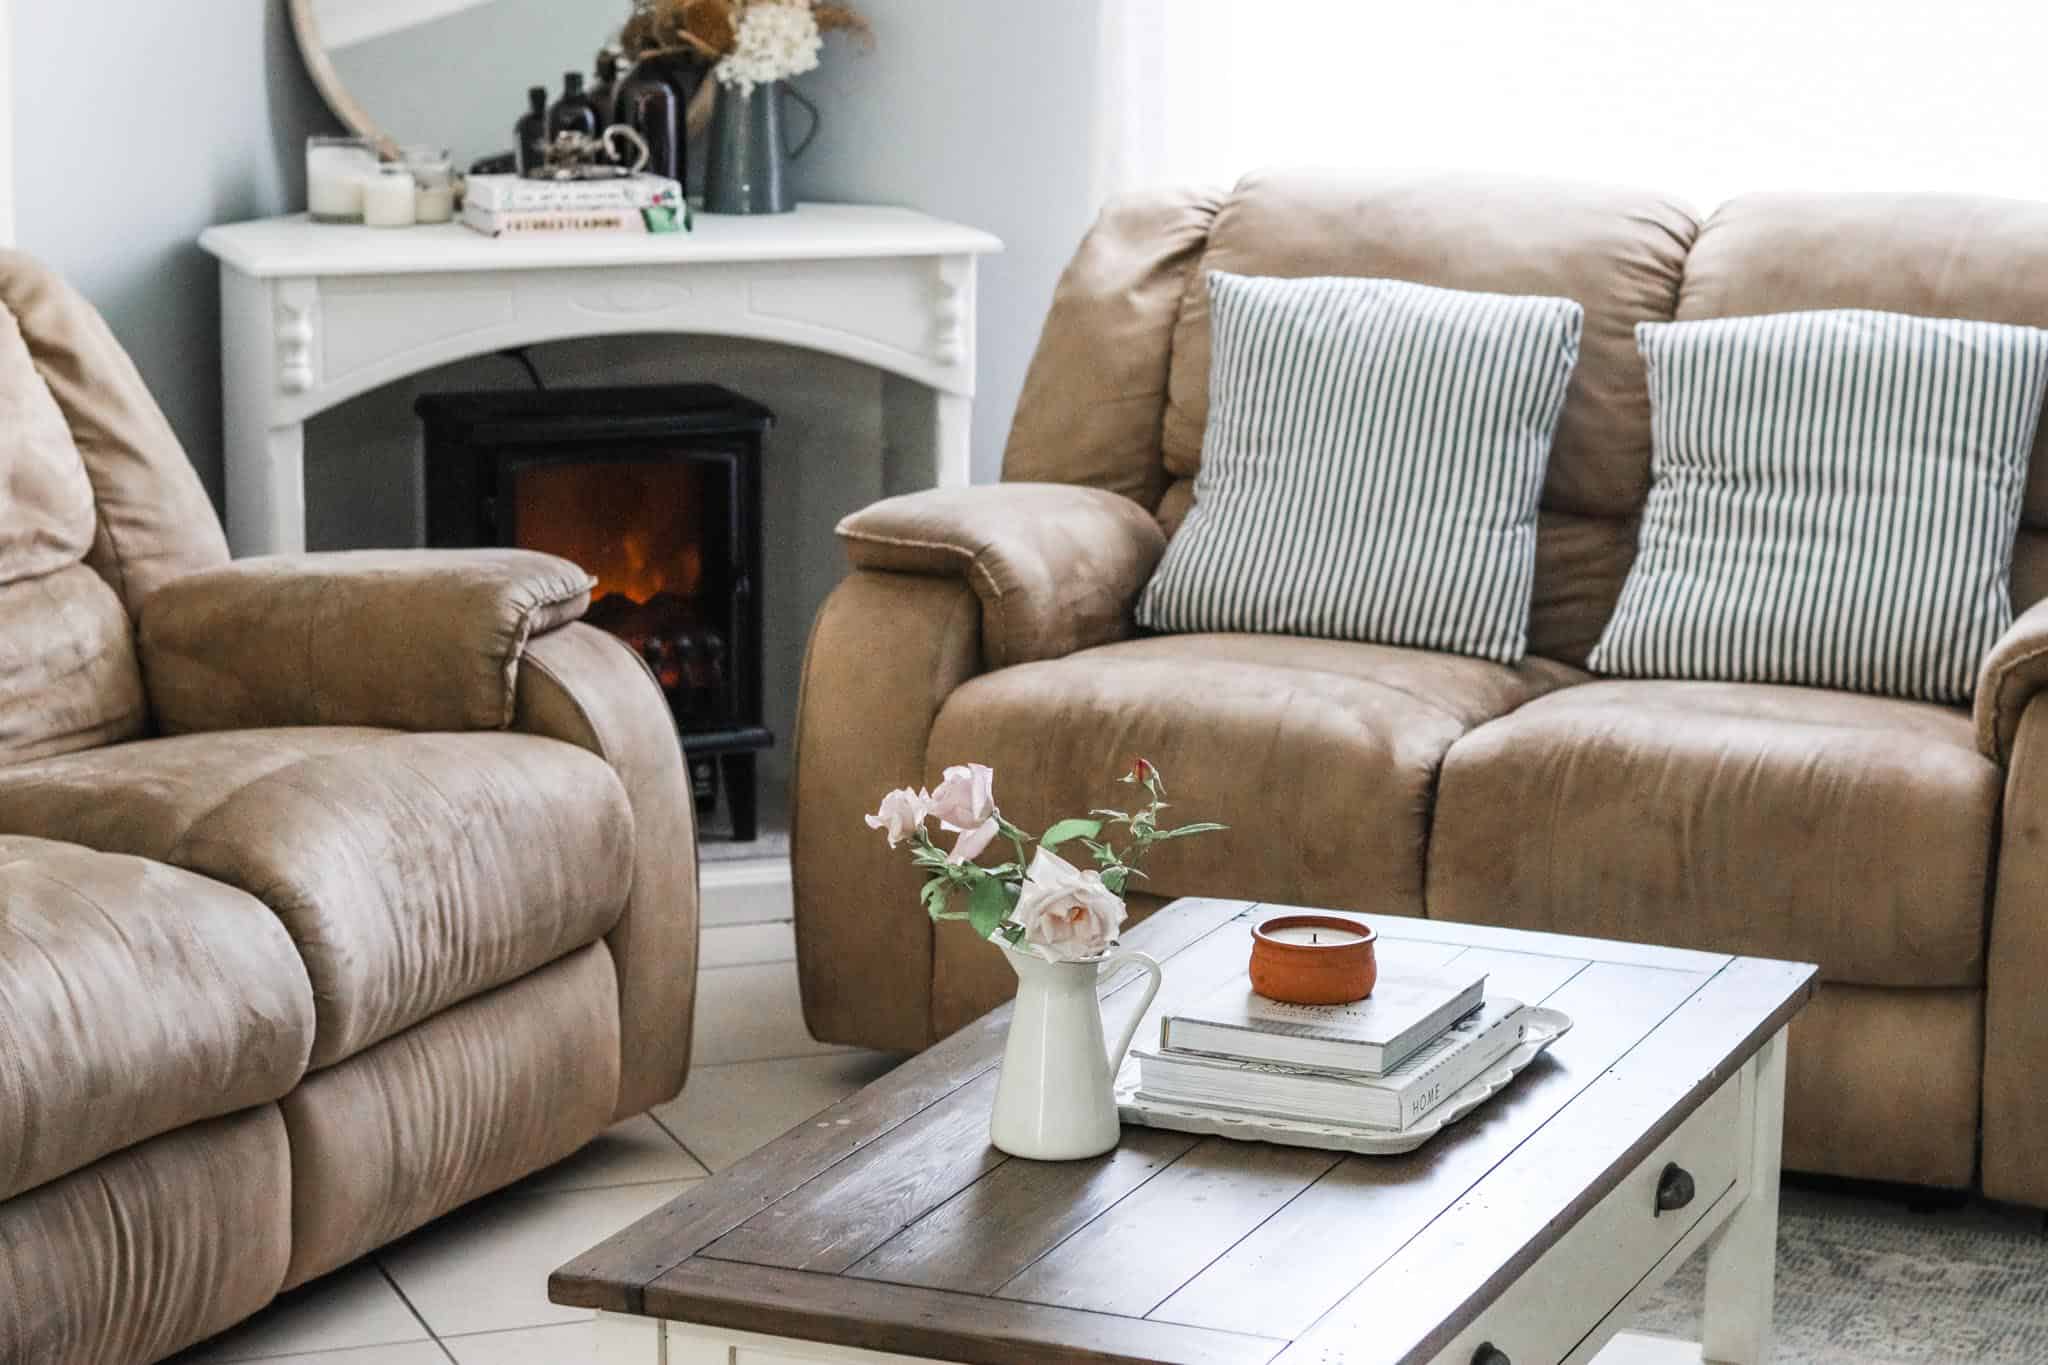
[13, 0, 337, 504]
[11, 1, 1106, 501]
[792, 0, 1105, 481]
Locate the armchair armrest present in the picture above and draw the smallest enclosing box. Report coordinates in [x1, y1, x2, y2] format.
[138, 548, 594, 734]
[836, 482, 1166, 670]
[514, 623, 697, 1118]
[1977, 596, 2048, 763]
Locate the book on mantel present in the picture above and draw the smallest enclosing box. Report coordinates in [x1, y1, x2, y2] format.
[1159, 966, 1486, 1076]
[1134, 997, 1528, 1131]
[463, 173, 683, 213]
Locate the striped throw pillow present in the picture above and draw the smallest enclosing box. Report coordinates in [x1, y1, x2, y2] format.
[1138, 272, 1584, 663]
[1591, 309, 2048, 704]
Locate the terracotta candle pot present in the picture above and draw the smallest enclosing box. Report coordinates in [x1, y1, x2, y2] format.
[1249, 914, 1378, 1005]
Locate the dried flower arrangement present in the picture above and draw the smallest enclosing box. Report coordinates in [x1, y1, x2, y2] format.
[621, 0, 870, 93]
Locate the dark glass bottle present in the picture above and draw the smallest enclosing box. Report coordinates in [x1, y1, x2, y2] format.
[617, 53, 703, 184]
[547, 72, 601, 144]
[514, 85, 549, 176]
[592, 51, 623, 129]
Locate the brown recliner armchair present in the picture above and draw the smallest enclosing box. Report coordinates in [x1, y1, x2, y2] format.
[794, 169, 2048, 1207]
[0, 252, 697, 1364]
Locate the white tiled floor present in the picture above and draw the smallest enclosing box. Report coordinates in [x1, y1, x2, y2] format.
[157, 950, 1933, 1365]
[167, 1042, 902, 1365]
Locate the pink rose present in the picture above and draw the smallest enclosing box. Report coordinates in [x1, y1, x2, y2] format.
[930, 762, 1000, 864]
[1011, 846, 1127, 961]
[864, 786, 930, 847]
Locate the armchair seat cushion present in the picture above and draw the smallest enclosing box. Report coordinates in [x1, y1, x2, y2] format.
[925, 633, 1581, 917]
[1429, 680, 1998, 987]
[0, 728, 634, 1068]
[0, 836, 313, 1203]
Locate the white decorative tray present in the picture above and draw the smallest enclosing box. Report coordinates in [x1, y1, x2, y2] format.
[1115, 1006, 1574, 1156]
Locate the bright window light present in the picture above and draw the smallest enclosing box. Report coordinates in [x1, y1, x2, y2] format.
[1107, 0, 2048, 211]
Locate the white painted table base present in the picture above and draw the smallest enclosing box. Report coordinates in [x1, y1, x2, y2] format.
[199, 205, 1002, 557]
[593, 1028, 1788, 1365]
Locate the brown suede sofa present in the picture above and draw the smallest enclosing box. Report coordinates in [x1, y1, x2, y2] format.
[0, 252, 697, 1364]
[794, 169, 2048, 1206]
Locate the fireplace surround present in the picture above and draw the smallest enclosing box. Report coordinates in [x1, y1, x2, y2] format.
[419, 384, 774, 839]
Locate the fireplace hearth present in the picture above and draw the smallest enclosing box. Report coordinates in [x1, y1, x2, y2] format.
[419, 384, 774, 840]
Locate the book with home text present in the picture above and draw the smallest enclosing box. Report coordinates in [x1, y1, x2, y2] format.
[1136, 997, 1527, 1130]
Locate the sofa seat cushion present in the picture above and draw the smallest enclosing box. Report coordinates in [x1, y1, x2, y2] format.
[1428, 680, 1998, 988]
[0, 1106, 293, 1365]
[0, 836, 313, 1202]
[926, 633, 1583, 918]
[0, 728, 635, 1068]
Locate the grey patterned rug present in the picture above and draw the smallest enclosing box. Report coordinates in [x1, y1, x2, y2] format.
[1627, 1189, 2048, 1363]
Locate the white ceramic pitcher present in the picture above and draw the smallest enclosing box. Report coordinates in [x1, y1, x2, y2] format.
[988, 944, 1164, 1160]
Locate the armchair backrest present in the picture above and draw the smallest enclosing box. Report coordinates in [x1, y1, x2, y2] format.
[1009, 173, 2048, 665]
[0, 251, 227, 762]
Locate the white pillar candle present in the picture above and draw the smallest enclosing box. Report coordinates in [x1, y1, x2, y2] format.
[362, 169, 418, 228]
[306, 141, 376, 222]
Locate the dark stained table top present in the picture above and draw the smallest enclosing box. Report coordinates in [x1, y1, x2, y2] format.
[554, 899, 1815, 1365]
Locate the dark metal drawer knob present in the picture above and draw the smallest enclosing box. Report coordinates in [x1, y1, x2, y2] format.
[1655, 1162, 1696, 1215]
[1473, 1345, 1511, 1365]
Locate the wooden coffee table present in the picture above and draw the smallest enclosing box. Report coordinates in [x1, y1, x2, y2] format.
[555, 899, 1815, 1365]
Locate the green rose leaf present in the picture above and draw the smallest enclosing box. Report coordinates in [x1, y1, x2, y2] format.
[1154, 821, 1229, 840]
[1040, 817, 1103, 848]
[967, 877, 1016, 940]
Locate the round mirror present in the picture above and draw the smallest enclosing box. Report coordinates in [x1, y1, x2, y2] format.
[290, 0, 664, 166]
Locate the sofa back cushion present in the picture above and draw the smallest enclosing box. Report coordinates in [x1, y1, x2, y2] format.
[0, 253, 229, 614]
[1680, 192, 2048, 617]
[1160, 171, 1698, 664]
[1002, 186, 1225, 509]
[0, 252, 225, 761]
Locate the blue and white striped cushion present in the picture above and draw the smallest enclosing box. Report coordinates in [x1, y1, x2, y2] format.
[1591, 310, 2048, 704]
[1137, 272, 1584, 663]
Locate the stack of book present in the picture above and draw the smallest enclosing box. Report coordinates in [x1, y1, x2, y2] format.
[1131, 966, 1529, 1133]
[461, 174, 688, 238]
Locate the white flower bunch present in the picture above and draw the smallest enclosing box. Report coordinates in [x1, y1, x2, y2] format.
[714, 1, 824, 93]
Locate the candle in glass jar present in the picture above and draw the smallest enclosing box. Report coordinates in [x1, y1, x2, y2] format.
[306, 136, 376, 223]
[401, 146, 456, 224]
[414, 181, 456, 224]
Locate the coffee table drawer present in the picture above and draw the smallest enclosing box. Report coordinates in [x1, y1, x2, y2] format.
[1430, 1068, 1747, 1365]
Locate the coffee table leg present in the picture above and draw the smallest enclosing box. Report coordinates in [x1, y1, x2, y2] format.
[595, 1309, 666, 1363]
[1700, 1025, 1786, 1365]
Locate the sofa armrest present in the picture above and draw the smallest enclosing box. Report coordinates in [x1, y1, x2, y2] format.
[794, 571, 983, 1050]
[1976, 596, 2048, 763]
[513, 623, 698, 1119]
[138, 549, 594, 734]
[837, 482, 1166, 670]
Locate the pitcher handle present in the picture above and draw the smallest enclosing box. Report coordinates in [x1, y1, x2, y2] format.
[781, 84, 821, 161]
[1101, 949, 1164, 1077]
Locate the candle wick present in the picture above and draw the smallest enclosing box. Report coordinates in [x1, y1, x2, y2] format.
[1311, 932, 1319, 944]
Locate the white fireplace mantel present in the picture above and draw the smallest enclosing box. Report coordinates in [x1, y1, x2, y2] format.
[199, 203, 1003, 556]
